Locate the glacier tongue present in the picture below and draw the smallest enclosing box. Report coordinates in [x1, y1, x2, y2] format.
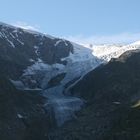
[43, 86, 84, 126]
[19, 41, 140, 126]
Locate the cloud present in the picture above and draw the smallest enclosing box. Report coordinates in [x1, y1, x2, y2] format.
[13, 21, 41, 31]
[65, 33, 140, 45]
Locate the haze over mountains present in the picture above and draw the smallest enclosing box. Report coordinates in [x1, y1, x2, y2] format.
[0, 22, 140, 140]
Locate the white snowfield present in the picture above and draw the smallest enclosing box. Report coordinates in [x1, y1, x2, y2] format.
[84, 42, 140, 62]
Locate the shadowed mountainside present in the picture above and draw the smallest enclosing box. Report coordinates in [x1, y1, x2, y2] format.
[0, 75, 51, 140]
[51, 50, 140, 140]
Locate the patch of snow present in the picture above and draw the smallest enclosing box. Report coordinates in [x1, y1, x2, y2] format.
[130, 40, 140, 46]
[10, 33, 16, 39]
[0, 30, 16, 48]
[23, 61, 65, 76]
[45, 34, 55, 40]
[17, 114, 23, 119]
[113, 102, 121, 105]
[7, 39, 15, 48]
[29, 59, 35, 62]
[23, 88, 42, 91]
[54, 40, 62, 46]
[34, 46, 40, 56]
[54, 39, 68, 46]
[17, 38, 24, 45]
[10, 80, 25, 89]
[63, 39, 68, 46]
[39, 41, 43, 45]
[37, 58, 43, 63]
[10, 79, 42, 91]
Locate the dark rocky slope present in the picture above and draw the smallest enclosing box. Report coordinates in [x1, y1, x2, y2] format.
[51, 49, 140, 140]
[0, 76, 50, 140]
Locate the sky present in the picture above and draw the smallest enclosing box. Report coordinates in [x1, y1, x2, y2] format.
[0, 0, 140, 44]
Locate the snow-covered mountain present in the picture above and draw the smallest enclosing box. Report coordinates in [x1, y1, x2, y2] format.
[1, 22, 140, 127]
[84, 42, 140, 62]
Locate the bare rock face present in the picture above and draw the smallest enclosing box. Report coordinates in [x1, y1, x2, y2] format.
[39, 38, 73, 64]
[0, 76, 50, 140]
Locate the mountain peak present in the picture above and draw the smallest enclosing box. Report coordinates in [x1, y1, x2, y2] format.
[130, 40, 140, 46]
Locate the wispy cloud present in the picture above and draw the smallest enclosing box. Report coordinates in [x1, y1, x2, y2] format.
[65, 33, 140, 45]
[13, 21, 41, 31]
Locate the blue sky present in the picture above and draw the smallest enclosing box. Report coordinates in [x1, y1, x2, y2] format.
[1, 0, 140, 44]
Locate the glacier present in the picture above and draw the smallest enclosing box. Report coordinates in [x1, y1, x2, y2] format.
[19, 40, 140, 126]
